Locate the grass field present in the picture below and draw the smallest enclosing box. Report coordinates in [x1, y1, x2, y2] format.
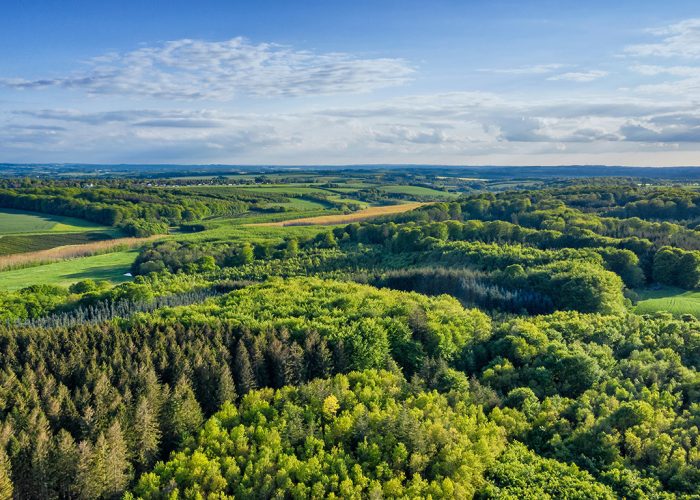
[0, 235, 161, 271]
[253, 202, 427, 227]
[634, 286, 700, 316]
[272, 199, 328, 211]
[380, 185, 460, 198]
[0, 251, 137, 291]
[0, 209, 105, 234]
[237, 185, 330, 195]
[0, 231, 113, 256]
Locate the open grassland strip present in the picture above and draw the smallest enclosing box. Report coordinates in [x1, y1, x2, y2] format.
[0, 235, 163, 272]
[0, 208, 107, 234]
[0, 231, 114, 256]
[633, 285, 700, 317]
[380, 185, 460, 198]
[0, 251, 138, 291]
[250, 202, 428, 227]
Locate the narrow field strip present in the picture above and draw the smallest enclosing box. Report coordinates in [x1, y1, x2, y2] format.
[250, 202, 427, 227]
[0, 235, 162, 272]
[0, 231, 113, 256]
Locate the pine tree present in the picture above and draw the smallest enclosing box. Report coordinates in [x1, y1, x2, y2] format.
[30, 415, 53, 499]
[266, 335, 288, 388]
[51, 430, 79, 500]
[0, 448, 13, 500]
[304, 331, 333, 380]
[216, 364, 237, 408]
[129, 396, 161, 473]
[286, 342, 304, 385]
[164, 378, 204, 450]
[104, 420, 130, 497]
[76, 439, 106, 499]
[234, 341, 257, 395]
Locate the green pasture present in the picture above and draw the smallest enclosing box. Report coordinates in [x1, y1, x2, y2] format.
[380, 185, 459, 198]
[0, 209, 106, 235]
[634, 286, 700, 317]
[0, 251, 137, 291]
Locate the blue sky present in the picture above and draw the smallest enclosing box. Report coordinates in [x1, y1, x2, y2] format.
[1, 0, 700, 165]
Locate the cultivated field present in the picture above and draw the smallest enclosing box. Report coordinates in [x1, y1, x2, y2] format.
[0, 231, 112, 256]
[634, 286, 700, 317]
[0, 209, 105, 234]
[0, 235, 161, 272]
[253, 202, 427, 226]
[380, 185, 460, 198]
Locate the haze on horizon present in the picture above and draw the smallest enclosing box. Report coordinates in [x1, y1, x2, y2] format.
[1, 0, 700, 167]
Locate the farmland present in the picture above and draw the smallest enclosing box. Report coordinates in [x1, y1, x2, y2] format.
[0, 208, 106, 234]
[0, 235, 161, 271]
[0, 250, 137, 291]
[380, 184, 460, 198]
[634, 286, 700, 317]
[0, 231, 113, 256]
[254, 201, 427, 226]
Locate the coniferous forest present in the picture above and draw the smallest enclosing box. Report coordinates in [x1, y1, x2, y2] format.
[1, 170, 700, 499]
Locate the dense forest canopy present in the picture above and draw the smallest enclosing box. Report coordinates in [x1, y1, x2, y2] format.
[1, 172, 700, 498]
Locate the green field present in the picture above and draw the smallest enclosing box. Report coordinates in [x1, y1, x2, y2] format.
[634, 286, 700, 316]
[0, 209, 105, 235]
[0, 231, 113, 256]
[237, 185, 331, 195]
[0, 251, 137, 291]
[272, 199, 328, 211]
[380, 185, 460, 198]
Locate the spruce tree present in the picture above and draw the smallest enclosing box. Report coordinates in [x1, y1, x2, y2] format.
[104, 420, 130, 497]
[129, 397, 161, 473]
[75, 439, 104, 499]
[50, 430, 79, 500]
[304, 331, 333, 380]
[164, 378, 204, 450]
[216, 364, 237, 408]
[0, 448, 13, 500]
[234, 341, 257, 395]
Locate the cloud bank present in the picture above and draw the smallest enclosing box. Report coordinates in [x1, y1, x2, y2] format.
[1, 37, 414, 99]
[2, 20, 700, 165]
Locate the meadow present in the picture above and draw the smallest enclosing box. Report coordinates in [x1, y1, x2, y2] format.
[634, 286, 700, 317]
[0, 235, 161, 271]
[380, 184, 460, 198]
[0, 208, 106, 234]
[0, 250, 137, 291]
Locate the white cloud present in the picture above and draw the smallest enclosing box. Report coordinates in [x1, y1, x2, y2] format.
[5, 92, 700, 164]
[625, 18, 700, 58]
[628, 64, 700, 97]
[477, 64, 566, 75]
[0, 37, 414, 100]
[547, 70, 608, 82]
[5, 18, 700, 164]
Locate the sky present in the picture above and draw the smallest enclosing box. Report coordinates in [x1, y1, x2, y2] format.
[1, 0, 700, 166]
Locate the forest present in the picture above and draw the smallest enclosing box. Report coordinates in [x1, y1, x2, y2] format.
[0, 172, 699, 499]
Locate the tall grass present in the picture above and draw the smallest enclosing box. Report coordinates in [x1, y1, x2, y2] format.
[0, 236, 162, 272]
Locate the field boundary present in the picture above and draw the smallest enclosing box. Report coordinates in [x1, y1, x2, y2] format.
[250, 202, 427, 227]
